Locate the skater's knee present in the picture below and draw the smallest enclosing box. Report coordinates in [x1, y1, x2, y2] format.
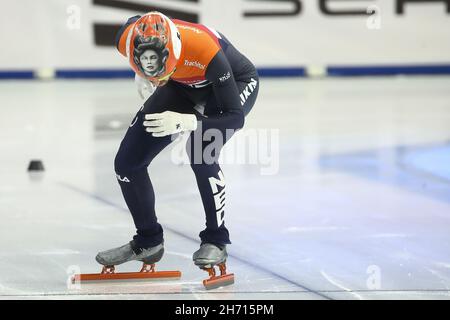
[186, 135, 222, 167]
[114, 150, 144, 175]
[186, 135, 199, 166]
[114, 151, 126, 173]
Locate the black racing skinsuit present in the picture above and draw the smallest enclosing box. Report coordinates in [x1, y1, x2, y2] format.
[115, 18, 259, 249]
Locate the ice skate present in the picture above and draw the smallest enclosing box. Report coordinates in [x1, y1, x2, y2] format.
[71, 241, 181, 284]
[193, 243, 234, 290]
[95, 240, 164, 266]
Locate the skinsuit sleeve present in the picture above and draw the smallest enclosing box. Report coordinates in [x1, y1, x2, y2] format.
[198, 49, 245, 131]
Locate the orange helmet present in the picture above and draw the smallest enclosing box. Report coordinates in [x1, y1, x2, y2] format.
[117, 12, 181, 83]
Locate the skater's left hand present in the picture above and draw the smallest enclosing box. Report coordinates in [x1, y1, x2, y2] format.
[143, 111, 198, 137]
[135, 73, 157, 100]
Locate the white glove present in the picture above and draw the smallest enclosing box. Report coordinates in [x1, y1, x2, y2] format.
[143, 111, 198, 137]
[135, 73, 157, 100]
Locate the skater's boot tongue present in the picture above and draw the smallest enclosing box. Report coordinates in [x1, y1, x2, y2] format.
[130, 240, 144, 255]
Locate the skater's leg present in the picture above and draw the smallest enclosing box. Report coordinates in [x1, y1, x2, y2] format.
[187, 77, 259, 247]
[114, 111, 170, 247]
[188, 147, 231, 246]
[115, 82, 194, 248]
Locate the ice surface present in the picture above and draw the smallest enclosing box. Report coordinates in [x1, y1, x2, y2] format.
[0, 77, 449, 299]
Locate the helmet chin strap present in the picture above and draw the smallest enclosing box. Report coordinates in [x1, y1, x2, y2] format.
[143, 67, 176, 86]
[157, 68, 176, 81]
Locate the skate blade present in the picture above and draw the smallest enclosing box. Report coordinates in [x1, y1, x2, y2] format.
[72, 270, 181, 284]
[203, 273, 234, 290]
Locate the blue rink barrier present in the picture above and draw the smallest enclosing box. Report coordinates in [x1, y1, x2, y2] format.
[0, 70, 35, 79]
[328, 64, 450, 76]
[1, 64, 450, 79]
[55, 69, 135, 79]
[256, 67, 306, 77]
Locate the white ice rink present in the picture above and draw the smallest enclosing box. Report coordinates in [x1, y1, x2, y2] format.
[0, 77, 449, 300]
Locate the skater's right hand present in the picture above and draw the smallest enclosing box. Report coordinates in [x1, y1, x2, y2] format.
[143, 111, 198, 137]
[135, 73, 157, 100]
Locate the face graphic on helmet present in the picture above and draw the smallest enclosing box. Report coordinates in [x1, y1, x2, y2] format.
[133, 34, 168, 78]
[139, 49, 160, 76]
